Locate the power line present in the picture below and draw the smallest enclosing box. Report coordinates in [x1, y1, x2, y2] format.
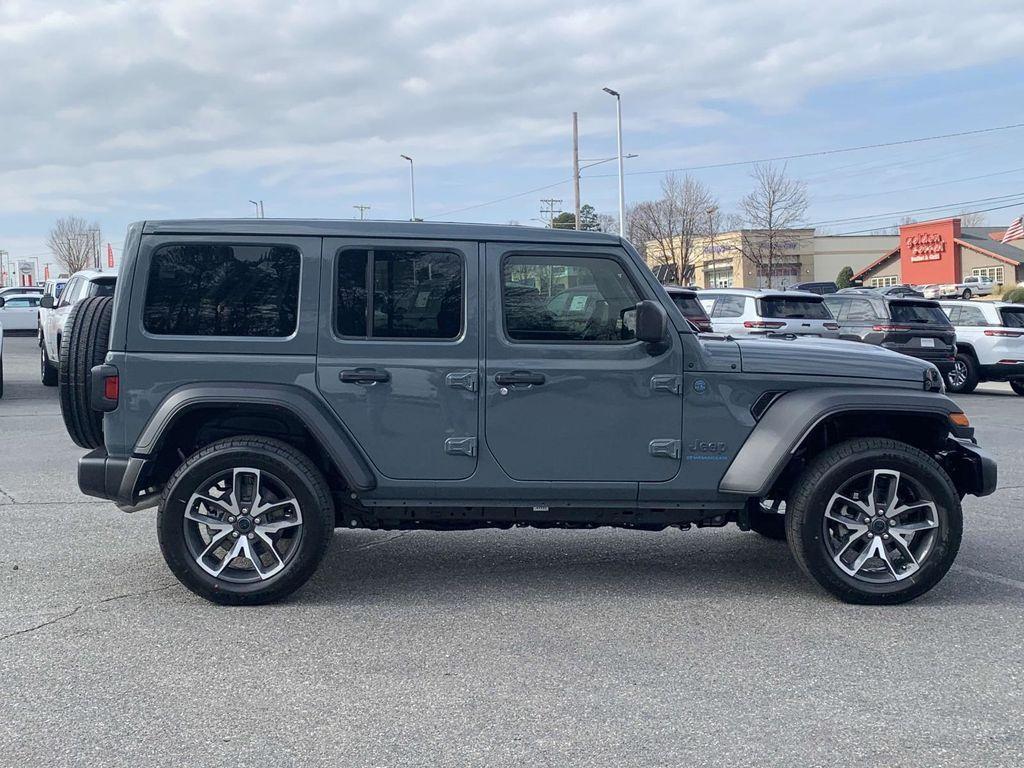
[428, 121, 1024, 220]
[833, 199, 1024, 236]
[806, 191, 1024, 228]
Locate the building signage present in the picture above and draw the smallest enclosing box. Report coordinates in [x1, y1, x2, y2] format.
[906, 232, 945, 263]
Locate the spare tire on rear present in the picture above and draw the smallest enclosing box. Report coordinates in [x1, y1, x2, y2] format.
[59, 296, 113, 449]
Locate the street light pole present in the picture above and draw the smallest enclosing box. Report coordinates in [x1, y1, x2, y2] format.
[400, 155, 416, 221]
[248, 200, 260, 218]
[603, 87, 625, 236]
[706, 205, 718, 288]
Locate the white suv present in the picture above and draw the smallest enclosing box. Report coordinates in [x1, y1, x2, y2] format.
[698, 288, 840, 338]
[938, 299, 1024, 394]
[39, 269, 116, 386]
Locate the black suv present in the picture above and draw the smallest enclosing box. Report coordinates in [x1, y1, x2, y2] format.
[823, 293, 956, 374]
[56, 219, 994, 606]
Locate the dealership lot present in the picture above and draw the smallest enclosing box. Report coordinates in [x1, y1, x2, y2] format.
[0, 334, 1021, 766]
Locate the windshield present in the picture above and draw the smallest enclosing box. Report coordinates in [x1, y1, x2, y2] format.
[758, 297, 831, 319]
[889, 302, 950, 325]
[999, 307, 1024, 328]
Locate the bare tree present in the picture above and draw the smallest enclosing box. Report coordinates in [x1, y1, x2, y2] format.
[628, 173, 716, 282]
[736, 164, 808, 288]
[958, 210, 986, 227]
[47, 216, 100, 274]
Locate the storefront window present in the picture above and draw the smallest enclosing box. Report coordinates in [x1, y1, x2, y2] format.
[869, 275, 899, 287]
[971, 266, 1004, 284]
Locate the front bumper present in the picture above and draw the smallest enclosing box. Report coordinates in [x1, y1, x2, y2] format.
[79, 448, 157, 512]
[942, 437, 997, 498]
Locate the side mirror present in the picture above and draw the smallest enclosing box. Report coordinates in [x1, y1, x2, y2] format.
[634, 300, 668, 344]
[39, 295, 55, 309]
[0, 297, 5, 308]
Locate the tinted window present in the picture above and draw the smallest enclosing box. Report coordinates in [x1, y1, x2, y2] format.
[335, 248, 462, 339]
[88, 280, 115, 298]
[4, 297, 39, 307]
[888, 302, 950, 325]
[670, 294, 709, 321]
[710, 295, 746, 318]
[1000, 308, 1024, 328]
[144, 243, 300, 337]
[845, 299, 879, 323]
[954, 305, 988, 326]
[503, 256, 640, 342]
[759, 297, 831, 319]
[822, 297, 844, 320]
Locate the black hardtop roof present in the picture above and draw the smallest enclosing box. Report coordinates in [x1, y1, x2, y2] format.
[139, 218, 623, 245]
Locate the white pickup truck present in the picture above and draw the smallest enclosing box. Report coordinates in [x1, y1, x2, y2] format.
[922, 275, 995, 300]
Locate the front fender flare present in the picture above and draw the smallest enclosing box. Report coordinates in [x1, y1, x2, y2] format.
[719, 387, 965, 497]
[134, 383, 376, 491]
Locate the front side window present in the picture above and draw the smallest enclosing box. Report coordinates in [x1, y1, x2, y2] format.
[58, 278, 80, 307]
[5, 297, 39, 308]
[335, 248, 463, 339]
[502, 256, 640, 342]
[144, 243, 300, 337]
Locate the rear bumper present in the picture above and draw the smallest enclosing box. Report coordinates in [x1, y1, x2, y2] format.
[942, 437, 998, 498]
[78, 448, 157, 512]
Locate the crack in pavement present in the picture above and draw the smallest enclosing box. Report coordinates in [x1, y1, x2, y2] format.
[348, 531, 413, 551]
[0, 485, 15, 504]
[952, 564, 1024, 591]
[0, 583, 176, 643]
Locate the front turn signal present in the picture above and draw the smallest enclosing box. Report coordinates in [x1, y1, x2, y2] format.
[949, 412, 971, 428]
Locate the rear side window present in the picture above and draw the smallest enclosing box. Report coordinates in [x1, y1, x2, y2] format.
[759, 297, 831, 319]
[888, 302, 951, 325]
[953, 305, 988, 326]
[144, 243, 300, 337]
[844, 299, 879, 323]
[335, 248, 463, 339]
[1000, 308, 1024, 328]
[89, 280, 115, 298]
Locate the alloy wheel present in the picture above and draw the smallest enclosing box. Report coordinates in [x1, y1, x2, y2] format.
[822, 469, 940, 583]
[948, 360, 968, 389]
[182, 467, 304, 583]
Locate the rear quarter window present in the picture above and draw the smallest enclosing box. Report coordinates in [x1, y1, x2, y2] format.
[1000, 308, 1024, 328]
[144, 243, 301, 337]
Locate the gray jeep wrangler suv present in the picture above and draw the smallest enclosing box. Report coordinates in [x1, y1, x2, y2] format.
[58, 219, 996, 605]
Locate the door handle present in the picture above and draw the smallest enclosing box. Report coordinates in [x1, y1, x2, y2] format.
[339, 368, 390, 384]
[494, 371, 545, 386]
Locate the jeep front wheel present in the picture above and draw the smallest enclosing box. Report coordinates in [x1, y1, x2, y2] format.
[786, 438, 962, 604]
[158, 436, 334, 605]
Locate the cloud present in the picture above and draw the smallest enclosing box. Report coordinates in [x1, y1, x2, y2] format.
[1, 0, 1023, 217]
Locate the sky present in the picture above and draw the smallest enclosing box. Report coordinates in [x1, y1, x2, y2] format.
[3, 0, 1024, 272]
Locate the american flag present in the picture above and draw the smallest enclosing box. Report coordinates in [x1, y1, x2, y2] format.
[1001, 216, 1024, 243]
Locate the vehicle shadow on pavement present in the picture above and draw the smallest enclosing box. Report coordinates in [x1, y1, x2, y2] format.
[287, 528, 990, 608]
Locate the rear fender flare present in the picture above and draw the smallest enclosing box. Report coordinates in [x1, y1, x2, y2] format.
[134, 383, 376, 491]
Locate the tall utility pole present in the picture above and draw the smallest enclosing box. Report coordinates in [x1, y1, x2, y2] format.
[572, 112, 581, 231]
[706, 205, 718, 288]
[87, 227, 101, 270]
[0, 250, 8, 287]
[602, 87, 625, 236]
[540, 198, 563, 228]
[259, 200, 265, 219]
[353, 204, 371, 220]
[400, 155, 416, 220]
[249, 200, 260, 218]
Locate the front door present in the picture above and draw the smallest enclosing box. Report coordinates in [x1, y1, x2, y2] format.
[316, 238, 479, 480]
[484, 243, 683, 482]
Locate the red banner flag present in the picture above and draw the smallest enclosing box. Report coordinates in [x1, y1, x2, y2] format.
[44, 264, 50, 280]
[107, 243, 115, 268]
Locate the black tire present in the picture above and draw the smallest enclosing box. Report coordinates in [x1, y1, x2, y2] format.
[58, 297, 112, 449]
[945, 352, 978, 394]
[786, 438, 962, 605]
[158, 436, 334, 605]
[750, 501, 787, 540]
[1010, 379, 1024, 397]
[962, 288, 972, 299]
[40, 341, 57, 386]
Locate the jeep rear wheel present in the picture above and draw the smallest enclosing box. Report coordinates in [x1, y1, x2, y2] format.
[786, 438, 962, 604]
[945, 353, 978, 394]
[58, 296, 113, 448]
[158, 436, 334, 605]
[40, 341, 57, 386]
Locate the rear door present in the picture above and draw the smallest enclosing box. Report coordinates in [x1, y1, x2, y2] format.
[881, 300, 956, 363]
[316, 238, 479, 480]
[706, 294, 746, 334]
[483, 243, 682, 483]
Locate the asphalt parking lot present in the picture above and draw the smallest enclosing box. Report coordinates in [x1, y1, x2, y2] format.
[0, 334, 1022, 767]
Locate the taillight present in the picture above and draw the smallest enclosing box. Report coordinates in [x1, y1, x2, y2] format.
[744, 320, 785, 329]
[984, 329, 1024, 337]
[103, 375, 119, 401]
[872, 325, 911, 332]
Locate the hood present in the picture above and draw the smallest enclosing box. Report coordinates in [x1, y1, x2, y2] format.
[734, 336, 934, 384]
